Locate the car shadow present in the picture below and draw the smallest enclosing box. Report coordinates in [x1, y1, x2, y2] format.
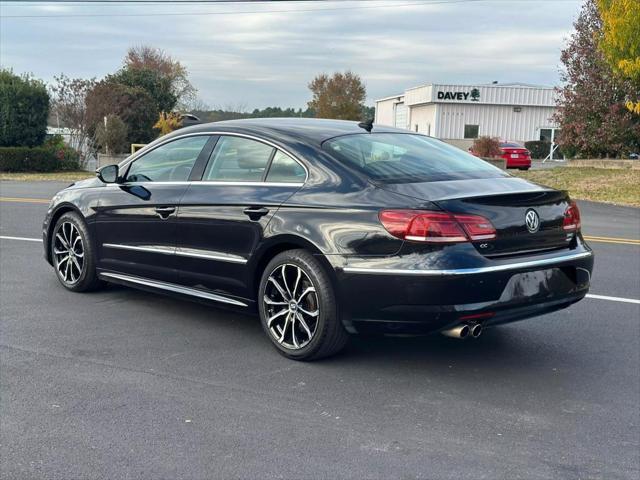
[100, 282, 570, 374]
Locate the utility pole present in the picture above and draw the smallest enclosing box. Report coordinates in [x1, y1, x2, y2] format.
[103, 116, 109, 156]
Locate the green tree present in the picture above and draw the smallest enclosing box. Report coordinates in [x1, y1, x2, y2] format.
[124, 45, 195, 108]
[191, 106, 316, 123]
[597, 0, 640, 81]
[307, 71, 367, 121]
[361, 105, 375, 121]
[597, 0, 640, 114]
[0, 69, 50, 147]
[94, 114, 128, 154]
[553, 0, 640, 157]
[109, 67, 177, 114]
[86, 81, 158, 144]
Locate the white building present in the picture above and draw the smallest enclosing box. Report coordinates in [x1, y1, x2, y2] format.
[375, 82, 559, 150]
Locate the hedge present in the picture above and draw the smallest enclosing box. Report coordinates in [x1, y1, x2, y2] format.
[0, 146, 80, 172]
[0, 69, 50, 147]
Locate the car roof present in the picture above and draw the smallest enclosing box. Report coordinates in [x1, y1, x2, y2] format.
[173, 117, 405, 146]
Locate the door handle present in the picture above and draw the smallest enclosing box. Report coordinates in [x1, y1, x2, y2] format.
[155, 206, 176, 219]
[243, 206, 269, 220]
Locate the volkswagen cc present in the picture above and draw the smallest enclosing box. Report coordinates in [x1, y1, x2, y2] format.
[43, 118, 594, 360]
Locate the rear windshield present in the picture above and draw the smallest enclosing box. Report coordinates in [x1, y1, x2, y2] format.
[323, 133, 507, 183]
[500, 142, 524, 148]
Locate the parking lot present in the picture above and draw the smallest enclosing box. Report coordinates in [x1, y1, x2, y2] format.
[1, 181, 639, 480]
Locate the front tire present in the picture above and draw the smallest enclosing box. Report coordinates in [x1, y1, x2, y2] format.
[258, 249, 348, 360]
[51, 211, 102, 292]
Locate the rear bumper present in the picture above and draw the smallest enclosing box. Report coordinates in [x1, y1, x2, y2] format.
[333, 246, 593, 334]
[505, 157, 531, 168]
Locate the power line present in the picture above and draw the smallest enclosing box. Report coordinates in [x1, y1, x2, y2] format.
[2, 0, 355, 1]
[0, 0, 580, 18]
[2, 0, 395, 3]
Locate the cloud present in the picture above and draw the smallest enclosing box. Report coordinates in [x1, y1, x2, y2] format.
[0, 0, 581, 108]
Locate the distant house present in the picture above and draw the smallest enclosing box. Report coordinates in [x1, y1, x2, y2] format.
[47, 126, 96, 170]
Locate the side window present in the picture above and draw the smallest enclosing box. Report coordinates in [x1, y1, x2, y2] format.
[203, 136, 274, 182]
[126, 136, 209, 183]
[266, 151, 306, 183]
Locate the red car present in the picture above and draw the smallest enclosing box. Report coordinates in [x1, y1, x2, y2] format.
[500, 142, 531, 170]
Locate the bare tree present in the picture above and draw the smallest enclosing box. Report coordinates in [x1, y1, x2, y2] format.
[183, 96, 210, 113]
[50, 74, 97, 165]
[220, 102, 249, 114]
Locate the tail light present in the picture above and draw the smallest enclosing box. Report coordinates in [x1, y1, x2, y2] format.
[563, 201, 581, 232]
[379, 210, 496, 243]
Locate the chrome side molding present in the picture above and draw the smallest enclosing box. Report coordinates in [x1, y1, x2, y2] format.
[103, 243, 174, 256]
[99, 272, 248, 307]
[102, 243, 248, 264]
[175, 247, 247, 264]
[343, 251, 593, 276]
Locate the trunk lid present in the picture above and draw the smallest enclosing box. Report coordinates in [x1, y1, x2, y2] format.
[377, 177, 574, 257]
[502, 148, 530, 158]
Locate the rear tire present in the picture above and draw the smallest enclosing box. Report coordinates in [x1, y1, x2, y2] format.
[51, 211, 102, 292]
[258, 249, 349, 360]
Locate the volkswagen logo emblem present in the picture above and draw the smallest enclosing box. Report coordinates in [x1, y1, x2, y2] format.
[525, 209, 540, 233]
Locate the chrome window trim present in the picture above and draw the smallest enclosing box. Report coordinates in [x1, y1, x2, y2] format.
[99, 272, 248, 307]
[342, 251, 593, 276]
[102, 243, 248, 264]
[192, 181, 304, 188]
[119, 131, 309, 185]
[104, 181, 190, 187]
[104, 181, 303, 188]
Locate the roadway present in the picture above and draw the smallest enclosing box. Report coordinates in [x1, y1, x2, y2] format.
[1, 180, 638, 479]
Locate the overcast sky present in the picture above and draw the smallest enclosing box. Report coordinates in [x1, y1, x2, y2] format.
[0, 0, 583, 109]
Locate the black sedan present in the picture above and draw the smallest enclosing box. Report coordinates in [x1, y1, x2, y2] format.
[43, 118, 594, 360]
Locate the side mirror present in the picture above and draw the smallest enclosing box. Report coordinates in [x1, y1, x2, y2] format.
[96, 164, 119, 184]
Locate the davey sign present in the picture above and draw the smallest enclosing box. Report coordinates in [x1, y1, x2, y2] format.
[437, 88, 481, 102]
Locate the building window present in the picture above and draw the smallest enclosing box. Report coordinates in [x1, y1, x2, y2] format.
[464, 124, 479, 139]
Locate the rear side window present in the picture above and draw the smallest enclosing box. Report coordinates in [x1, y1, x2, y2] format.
[203, 136, 274, 182]
[126, 136, 209, 182]
[323, 133, 506, 184]
[265, 151, 306, 183]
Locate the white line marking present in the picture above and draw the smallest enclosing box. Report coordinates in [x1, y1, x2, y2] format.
[1, 235, 639, 305]
[586, 294, 640, 305]
[0, 235, 42, 243]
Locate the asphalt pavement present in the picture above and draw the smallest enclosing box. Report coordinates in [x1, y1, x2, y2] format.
[1, 180, 639, 480]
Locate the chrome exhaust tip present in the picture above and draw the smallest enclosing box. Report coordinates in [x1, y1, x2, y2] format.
[441, 324, 470, 339]
[470, 323, 483, 338]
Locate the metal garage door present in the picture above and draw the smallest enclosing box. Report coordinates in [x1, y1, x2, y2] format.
[394, 103, 407, 129]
